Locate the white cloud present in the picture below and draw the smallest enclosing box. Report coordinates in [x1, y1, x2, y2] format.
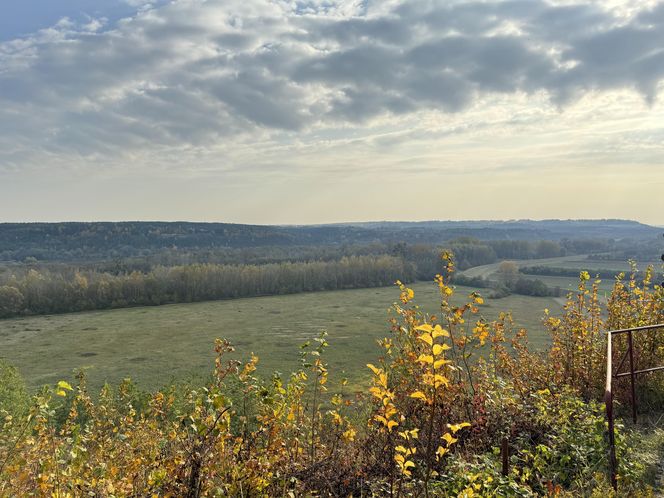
[122, 0, 155, 8]
[0, 0, 663, 223]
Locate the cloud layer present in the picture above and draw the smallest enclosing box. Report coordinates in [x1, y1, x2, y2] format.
[1, 0, 663, 168]
[0, 0, 663, 224]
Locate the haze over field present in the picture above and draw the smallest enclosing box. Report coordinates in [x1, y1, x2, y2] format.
[1, 0, 664, 224]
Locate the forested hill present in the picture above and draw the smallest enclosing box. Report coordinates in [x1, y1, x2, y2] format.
[327, 219, 660, 239]
[0, 219, 659, 262]
[0, 222, 376, 261]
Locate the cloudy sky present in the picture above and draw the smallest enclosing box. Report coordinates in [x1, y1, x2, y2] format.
[1, 0, 663, 224]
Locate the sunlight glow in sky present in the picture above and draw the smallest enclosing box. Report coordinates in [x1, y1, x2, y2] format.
[1, 0, 663, 224]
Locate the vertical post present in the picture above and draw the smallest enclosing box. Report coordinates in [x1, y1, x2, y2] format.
[628, 330, 637, 424]
[606, 388, 617, 490]
[501, 437, 509, 477]
[605, 330, 617, 491]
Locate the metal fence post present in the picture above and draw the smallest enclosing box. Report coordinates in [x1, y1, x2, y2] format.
[628, 330, 637, 423]
[605, 330, 617, 491]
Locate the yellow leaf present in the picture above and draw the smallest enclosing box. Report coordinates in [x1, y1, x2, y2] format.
[448, 422, 471, 433]
[374, 415, 388, 426]
[343, 428, 356, 441]
[57, 381, 73, 391]
[415, 324, 433, 332]
[417, 333, 433, 346]
[442, 432, 458, 445]
[417, 354, 434, 364]
[434, 359, 450, 369]
[379, 373, 388, 388]
[432, 325, 449, 338]
[432, 344, 445, 356]
[409, 391, 428, 401]
[395, 445, 408, 453]
[367, 363, 380, 375]
[387, 420, 399, 430]
[434, 374, 449, 388]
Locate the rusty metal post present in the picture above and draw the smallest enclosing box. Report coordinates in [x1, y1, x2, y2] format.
[628, 330, 637, 423]
[501, 437, 509, 476]
[604, 324, 664, 490]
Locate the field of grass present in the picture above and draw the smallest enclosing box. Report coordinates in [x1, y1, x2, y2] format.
[463, 255, 659, 278]
[460, 255, 584, 278]
[463, 255, 661, 298]
[0, 281, 561, 393]
[522, 257, 662, 294]
[519, 274, 616, 294]
[532, 258, 635, 272]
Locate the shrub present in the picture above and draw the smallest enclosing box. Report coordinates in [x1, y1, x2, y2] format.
[0, 360, 28, 418]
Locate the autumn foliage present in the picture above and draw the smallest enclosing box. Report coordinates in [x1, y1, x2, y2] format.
[1, 254, 662, 496]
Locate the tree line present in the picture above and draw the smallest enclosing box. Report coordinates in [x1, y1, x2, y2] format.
[519, 265, 642, 279]
[0, 255, 415, 318]
[0, 238, 603, 318]
[453, 273, 563, 298]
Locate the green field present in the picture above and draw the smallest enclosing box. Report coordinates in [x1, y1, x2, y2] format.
[0, 281, 562, 393]
[462, 255, 658, 278]
[460, 255, 585, 278]
[526, 258, 644, 272]
[519, 274, 616, 294]
[462, 255, 660, 297]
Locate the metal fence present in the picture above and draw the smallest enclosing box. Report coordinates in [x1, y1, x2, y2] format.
[605, 323, 664, 490]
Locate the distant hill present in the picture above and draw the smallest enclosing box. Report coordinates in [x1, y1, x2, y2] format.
[0, 219, 659, 262]
[322, 219, 659, 240]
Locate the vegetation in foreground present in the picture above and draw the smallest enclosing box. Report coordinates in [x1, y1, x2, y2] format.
[1, 254, 663, 496]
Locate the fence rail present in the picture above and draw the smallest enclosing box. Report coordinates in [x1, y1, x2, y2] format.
[605, 323, 664, 490]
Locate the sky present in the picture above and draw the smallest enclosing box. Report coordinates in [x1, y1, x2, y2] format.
[0, 0, 663, 225]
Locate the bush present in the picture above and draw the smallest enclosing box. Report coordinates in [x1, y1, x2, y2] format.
[0, 360, 28, 418]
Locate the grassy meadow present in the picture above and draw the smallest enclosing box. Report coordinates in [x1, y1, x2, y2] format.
[463, 254, 659, 295]
[0, 281, 560, 393]
[521, 258, 660, 295]
[460, 255, 587, 278]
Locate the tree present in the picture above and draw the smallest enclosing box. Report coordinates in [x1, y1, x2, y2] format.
[0, 286, 24, 318]
[496, 261, 519, 287]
